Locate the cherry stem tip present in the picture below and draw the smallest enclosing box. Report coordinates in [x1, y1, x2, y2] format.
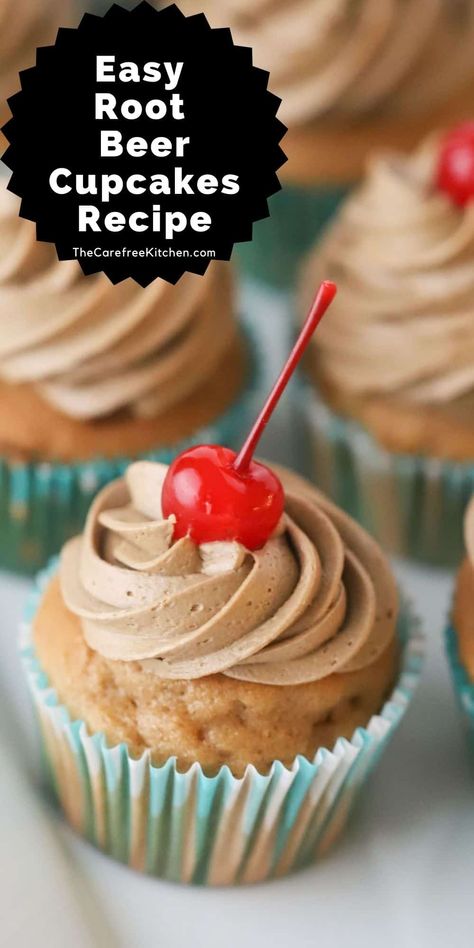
[233, 280, 337, 474]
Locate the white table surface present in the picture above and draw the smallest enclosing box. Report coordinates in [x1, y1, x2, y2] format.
[0, 283, 472, 948]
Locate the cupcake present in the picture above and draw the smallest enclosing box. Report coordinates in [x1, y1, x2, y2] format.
[180, 0, 474, 288]
[21, 457, 422, 884]
[300, 129, 474, 566]
[0, 0, 71, 150]
[0, 185, 258, 574]
[446, 497, 474, 749]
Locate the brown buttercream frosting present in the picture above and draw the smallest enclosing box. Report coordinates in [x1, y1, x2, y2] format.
[0, 0, 70, 128]
[0, 184, 238, 422]
[59, 460, 398, 686]
[179, 0, 474, 127]
[302, 137, 474, 406]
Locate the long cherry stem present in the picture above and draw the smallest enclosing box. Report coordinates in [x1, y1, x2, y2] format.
[233, 280, 337, 474]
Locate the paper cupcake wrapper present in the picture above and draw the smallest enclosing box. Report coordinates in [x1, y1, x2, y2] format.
[20, 564, 423, 886]
[235, 184, 350, 291]
[0, 334, 262, 576]
[303, 389, 474, 567]
[445, 625, 474, 756]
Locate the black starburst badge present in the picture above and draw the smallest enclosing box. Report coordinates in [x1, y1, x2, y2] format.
[2, 2, 286, 285]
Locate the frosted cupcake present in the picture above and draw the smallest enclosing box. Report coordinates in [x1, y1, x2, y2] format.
[21, 289, 422, 883]
[300, 129, 474, 565]
[0, 0, 71, 147]
[180, 0, 474, 288]
[0, 185, 257, 574]
[22, 457, 422, 883]
[446, 498, 474, 749]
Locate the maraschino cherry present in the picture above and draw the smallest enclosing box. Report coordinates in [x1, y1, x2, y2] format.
[436, 122, 474, 206]
[162, 280, 337, 550]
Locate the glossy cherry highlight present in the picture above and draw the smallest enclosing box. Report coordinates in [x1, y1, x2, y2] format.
[162, 280, 337, 550]
[435, 122, 474, 206]
[162, 444, 285, 549]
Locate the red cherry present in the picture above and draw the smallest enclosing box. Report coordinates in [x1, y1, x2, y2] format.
[436, 123, 474, 206]
[162, 444, 284, 549]
[162, 281, 337, 550]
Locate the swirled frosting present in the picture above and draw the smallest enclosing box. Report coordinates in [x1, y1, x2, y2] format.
[59, 460, 398, 685]
[0, 184, 238, 421]
[302, 137, 474, 405]
[0, 0, 70, 127]
[179, 0, 474, 126]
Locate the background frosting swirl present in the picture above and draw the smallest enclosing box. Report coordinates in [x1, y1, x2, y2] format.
[0, 184, 238, 421]
[302, 137, 474, 404]
[0, 0, 70, 128]
[180, 0, 474, 126]
[60, 460, 398, 685]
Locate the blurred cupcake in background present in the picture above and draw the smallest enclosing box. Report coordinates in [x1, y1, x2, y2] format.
[300, 126, 474, 566]
[0, 185, 258, 574]
[179, 0, 474, 289]
[21, 458, 422, 884]
[446, 497, 474, 750]
[0, 0, 73, 150]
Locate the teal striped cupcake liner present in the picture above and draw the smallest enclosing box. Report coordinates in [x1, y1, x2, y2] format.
[303, 390, 474, 567]
[235, 183, 350, 291]
[20, 563, 423, 886]
[446, 625, 474, 755]
[0, 333, 261, 576]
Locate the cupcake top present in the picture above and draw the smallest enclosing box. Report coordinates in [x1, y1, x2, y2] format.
[302, 136, 474, 406]
[0, 0, 69, 127]
[59, 459, 398, 686]
[180, 0, 474, 126]
[0, 185, 238, 421]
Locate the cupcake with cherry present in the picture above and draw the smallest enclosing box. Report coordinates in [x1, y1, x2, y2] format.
[22, 283, 422, 884]
[180, 0, 474, 289]
[300, 123, 474, 566]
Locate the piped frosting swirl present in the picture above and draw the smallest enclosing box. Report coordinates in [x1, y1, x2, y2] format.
[180, 0, 474, 126]
[60, 460, 398, 685]
[302, 137, 474, 405]
[0, 184, 237, 421]
[0, 0, 70, 127]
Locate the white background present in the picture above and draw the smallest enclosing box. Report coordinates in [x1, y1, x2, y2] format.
[0, 285, 472, 948]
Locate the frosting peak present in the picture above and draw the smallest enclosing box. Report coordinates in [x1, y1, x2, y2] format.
[0, 185, 237, 421]
[180, 0, 474, 126]
[60, 461, 398, 685]
[303, 137, 474, 405]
